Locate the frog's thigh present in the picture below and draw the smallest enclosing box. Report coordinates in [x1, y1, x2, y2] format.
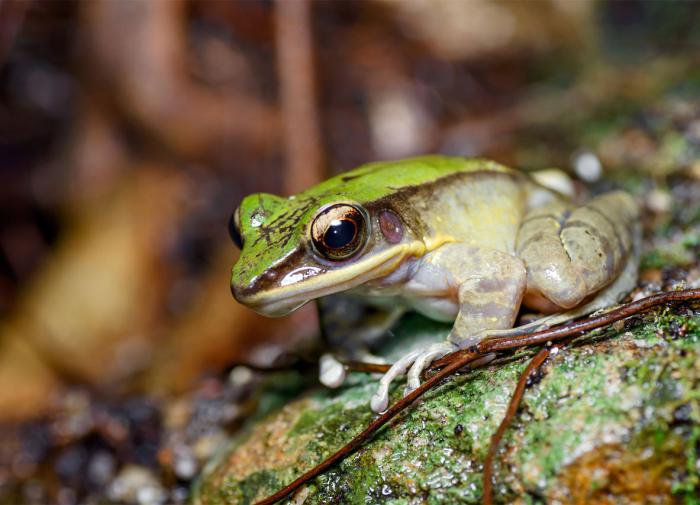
[449, 247, 527, 346]
[517, 191, 638, 310]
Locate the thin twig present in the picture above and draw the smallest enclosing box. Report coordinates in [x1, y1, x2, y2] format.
[254, 351, 482, 505]
[275, 0, 324, 194]
[341, 360, 392, 374]
[433, 288, 700, 368]
[482, 347, 551, 505]
[481, 288, 700, 351]
[344, 288, 700, 374]
[255, 288, 700, 504]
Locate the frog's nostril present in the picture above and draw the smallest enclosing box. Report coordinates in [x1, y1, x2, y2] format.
[262, 269, 279, 283]
[231, 277, 261, 304]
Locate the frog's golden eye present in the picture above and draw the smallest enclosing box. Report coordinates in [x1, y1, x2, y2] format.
[311, 204, 367, 260]
[228, 208, 243, 250]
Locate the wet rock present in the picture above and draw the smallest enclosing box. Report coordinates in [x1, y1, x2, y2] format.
[193, 308, 700, 504]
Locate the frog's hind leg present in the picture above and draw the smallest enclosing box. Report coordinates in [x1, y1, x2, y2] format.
[488, 208, 641, 340]
[405, 245, 640, 398]
[518, 191, 640, 313]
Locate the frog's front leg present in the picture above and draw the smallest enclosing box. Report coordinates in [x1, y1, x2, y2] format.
[370, 246, 526, 413]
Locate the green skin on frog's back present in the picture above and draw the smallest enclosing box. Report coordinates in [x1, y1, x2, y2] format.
[229, 155, 640, 412]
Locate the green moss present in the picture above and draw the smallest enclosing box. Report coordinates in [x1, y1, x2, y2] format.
[195, 307, 700, 504]
[672, 425, 700, 503]
[252, 371, 311, 421]
[229, 470, 280, 505]
[640, 244, 695, 270]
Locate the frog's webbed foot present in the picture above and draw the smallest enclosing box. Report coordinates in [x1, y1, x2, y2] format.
[370, 341, 458, 413]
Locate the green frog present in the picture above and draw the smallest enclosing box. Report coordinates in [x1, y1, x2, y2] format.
[229, 156, 640, 412]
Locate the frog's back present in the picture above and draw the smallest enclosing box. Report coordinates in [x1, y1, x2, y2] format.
[299, 156, 517, 204]
[303, 156, 529, 254]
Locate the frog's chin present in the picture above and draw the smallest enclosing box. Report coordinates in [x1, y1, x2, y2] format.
[249, 300, 308, 318]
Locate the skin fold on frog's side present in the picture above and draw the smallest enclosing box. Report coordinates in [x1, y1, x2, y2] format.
[229, 156, 640, 413]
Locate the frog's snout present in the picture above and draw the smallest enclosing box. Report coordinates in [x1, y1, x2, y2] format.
[230, 278, 305, 317]
[230, 280, 260, 310]
[229, 281, 245, 304]
[231, 262, 279, 305]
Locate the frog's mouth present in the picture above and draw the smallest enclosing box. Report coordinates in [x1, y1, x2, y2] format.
[232, 242, 425, 317]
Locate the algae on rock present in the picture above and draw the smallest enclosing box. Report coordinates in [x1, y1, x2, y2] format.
[195, 305, 700, 504]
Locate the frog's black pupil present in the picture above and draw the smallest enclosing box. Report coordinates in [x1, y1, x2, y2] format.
[228, 213, 243, 249]
[324, 219, 356, 248]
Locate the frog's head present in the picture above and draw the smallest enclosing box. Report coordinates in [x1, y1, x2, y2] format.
[229, 191, 423, 317]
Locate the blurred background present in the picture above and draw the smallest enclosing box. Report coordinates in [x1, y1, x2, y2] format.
[0, 0, 699, 503]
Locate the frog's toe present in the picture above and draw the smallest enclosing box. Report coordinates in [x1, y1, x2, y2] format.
[370, 390, 389, 413]
[370, 348, 423, 413]
[319, 354, 346, 388]
[405, 342, 457, 393]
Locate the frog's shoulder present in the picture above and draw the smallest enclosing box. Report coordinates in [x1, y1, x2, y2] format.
[301, 156, 519, 203]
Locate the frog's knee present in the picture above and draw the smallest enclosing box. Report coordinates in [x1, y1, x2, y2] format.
[543, 286, 587, 310]
[526, 266, 588, 310]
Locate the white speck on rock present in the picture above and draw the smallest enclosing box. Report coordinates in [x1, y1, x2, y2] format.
[646, 189, 672, 214]
[573, 150, 603, 182]
[108, 465, 165, 505]
[228, 366, 253, 387]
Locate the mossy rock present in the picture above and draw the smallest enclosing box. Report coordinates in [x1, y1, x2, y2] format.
[194, 74, 700, 505]
[194, 307, 700, 504]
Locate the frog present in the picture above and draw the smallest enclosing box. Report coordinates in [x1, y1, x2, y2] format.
[229, 156, 640, 413]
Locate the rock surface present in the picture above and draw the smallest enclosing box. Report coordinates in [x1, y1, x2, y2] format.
[194, 306, 700, 504]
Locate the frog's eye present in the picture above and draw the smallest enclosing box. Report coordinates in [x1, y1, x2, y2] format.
[311, 204, 367, 260]
[228, 208, 243, 250]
